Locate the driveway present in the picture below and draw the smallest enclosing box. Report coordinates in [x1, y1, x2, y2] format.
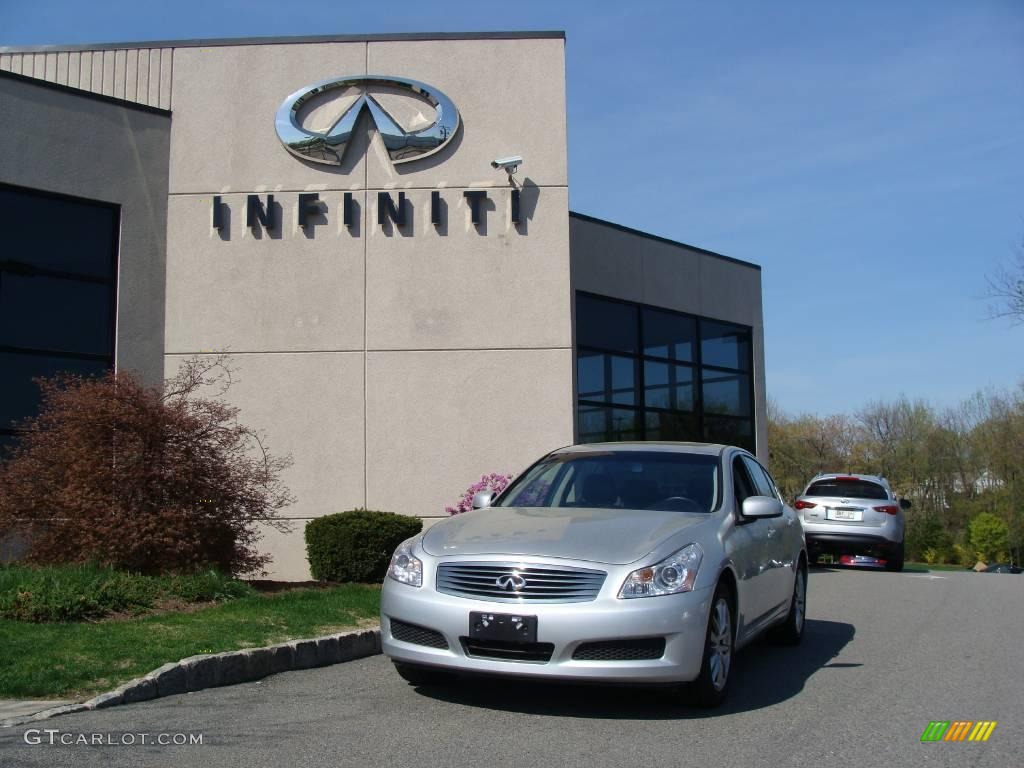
[1, 568, 1020, 768]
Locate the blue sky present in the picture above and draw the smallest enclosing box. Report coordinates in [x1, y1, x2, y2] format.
[3, 0, 1022, 417]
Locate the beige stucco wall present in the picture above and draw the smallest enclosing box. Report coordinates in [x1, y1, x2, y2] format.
[160, 36, 573, 579]
[569, 215, 769, 463]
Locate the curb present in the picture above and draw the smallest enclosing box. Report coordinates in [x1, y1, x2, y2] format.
[1, 627, 381, 728]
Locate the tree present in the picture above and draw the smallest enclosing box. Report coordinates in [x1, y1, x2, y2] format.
[0, 355, 294, 575]
[986, 241, 1024, 324]
[968, 513, 1009, 563]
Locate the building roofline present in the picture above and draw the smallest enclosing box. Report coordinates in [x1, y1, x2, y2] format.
[569, 211, 760, 271]
[0, 30, 565, 54]
[0, 69, 171, 116]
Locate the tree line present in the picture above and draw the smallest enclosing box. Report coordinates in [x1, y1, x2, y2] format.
[768, 383, 1024, 566]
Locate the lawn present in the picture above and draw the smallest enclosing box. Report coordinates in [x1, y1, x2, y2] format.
[0, 584, 382, 699]
[903, 562, 969, 573]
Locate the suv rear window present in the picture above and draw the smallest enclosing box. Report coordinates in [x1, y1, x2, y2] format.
[805, 479, 888, 500]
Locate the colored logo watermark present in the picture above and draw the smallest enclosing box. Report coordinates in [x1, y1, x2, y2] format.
[921, 721, 997, 742]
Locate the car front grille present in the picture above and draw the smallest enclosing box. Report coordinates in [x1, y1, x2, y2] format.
[460, 638, 555, 663]
[436, 562, 607, 603]
[389, 618, 449, 649]
[572, 638, 666, 661]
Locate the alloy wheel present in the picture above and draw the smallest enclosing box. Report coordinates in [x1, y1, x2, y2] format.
[708, 597, 732, 691]
[794, 569, 806, 633]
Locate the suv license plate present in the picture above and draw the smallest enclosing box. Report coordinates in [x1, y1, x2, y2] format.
[828, 508, 862, 521]
[469, 612, 537, 643]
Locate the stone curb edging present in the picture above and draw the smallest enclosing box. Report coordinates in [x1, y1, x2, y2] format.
[1, 627, 381, 728]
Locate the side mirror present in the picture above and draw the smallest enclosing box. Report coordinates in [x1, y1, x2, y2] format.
[471, 491, 495, 510]
[899, 498, 912, 510]
[742, 495, 783, 519]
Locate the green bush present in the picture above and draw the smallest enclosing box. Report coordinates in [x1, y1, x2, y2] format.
[968, 512, 1010, 563]
[305, 509, 423, 583]
[905, 516, 954, 563]
[0, 564, 255, 622]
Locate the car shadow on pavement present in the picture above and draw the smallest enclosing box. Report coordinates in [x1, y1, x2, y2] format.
[412, 618, 856, 719]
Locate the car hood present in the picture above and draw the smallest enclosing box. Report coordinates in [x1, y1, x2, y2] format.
[421, 506, 710, 565]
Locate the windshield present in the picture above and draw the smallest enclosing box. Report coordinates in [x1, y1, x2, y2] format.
[495, 450, 720, 513]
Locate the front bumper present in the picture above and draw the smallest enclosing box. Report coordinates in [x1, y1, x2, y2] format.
[381, 578, 714, 683]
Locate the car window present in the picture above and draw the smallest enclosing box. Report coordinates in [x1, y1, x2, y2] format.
[732, 456, 757, 504]
[805, 479, 888, 499]
[497, 450, 720, 512]
[741, 456, 776, 498]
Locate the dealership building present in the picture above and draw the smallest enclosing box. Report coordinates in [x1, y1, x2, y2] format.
[0, 31, 766, 579]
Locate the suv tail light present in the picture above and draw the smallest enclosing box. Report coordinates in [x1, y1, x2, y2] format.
[794, 500, 817, 510]
[874, 505, 899, 515]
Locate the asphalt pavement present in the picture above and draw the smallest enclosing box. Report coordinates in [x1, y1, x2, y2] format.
[1, 567, 1020, 768]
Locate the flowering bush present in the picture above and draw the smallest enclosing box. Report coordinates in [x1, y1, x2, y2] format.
[446, 472, 513, 515]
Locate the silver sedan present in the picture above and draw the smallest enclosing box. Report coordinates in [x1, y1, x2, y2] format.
[380, 442, 807, 707]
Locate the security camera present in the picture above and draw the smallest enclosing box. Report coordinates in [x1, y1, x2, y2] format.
[491, 156, 523, 175]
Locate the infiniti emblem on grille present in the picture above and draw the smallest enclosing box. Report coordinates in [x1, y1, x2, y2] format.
[495, 574, 527, 591]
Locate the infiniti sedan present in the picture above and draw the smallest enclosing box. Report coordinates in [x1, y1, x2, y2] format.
[381, 443, 807, 707]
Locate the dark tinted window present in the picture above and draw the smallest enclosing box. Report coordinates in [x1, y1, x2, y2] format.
[644, 361, 694, 411]
[644, 410, 699, 441]
[0, 186, 117, 279]
[576, 293, 638, 353]
[704, 417, 754, 453]
[701, 320, 751, 371]
[701, 370, 751, 417]
[0, 273, 113, 354]
[578, 405, 639, 443]
[0, 353, 110, 426]
[577, 352, 637, 405]
[805, 479, 888, 500]
[642, 308, 695, 362]
[0, 185, 117, 439]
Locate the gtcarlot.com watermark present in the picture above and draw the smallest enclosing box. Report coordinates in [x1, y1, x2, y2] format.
[24, 729, 203, 746]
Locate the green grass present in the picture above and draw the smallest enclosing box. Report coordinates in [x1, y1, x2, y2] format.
[903, 562, 969, 573]
[0, 583, 382, 699]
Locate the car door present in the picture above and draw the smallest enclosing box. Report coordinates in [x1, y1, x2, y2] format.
[728, 455, 776, 636]
[742, 456, 795, 615]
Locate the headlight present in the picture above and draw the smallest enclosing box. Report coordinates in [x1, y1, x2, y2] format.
[387, 539, 423, 587]
[618, 543, 702, 598]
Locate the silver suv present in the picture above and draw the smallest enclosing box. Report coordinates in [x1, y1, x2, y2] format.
[794, 473, 909, 572]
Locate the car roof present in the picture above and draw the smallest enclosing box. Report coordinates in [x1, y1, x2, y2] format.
[808, 473, 889, 486]
[554, 441, 733, 457]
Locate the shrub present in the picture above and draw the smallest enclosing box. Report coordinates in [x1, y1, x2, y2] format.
[446, 472, 513, 515]
[0, 564, 254, 622]
[0, 355, 294, 576]
[968, 512, 1010, 563]
[905, 516, 954, 563]
[305, 509, 423, 583]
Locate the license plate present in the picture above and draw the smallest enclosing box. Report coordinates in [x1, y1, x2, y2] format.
[469, 612, 537, 643]
[828, 508, 862, 522]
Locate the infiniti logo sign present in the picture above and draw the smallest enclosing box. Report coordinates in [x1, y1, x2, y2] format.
[495, 574, 528, 592]
[275, 75, 460, 167]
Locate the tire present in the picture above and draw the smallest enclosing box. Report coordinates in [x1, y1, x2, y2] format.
[685, 582, 735, 708]
[885, 542, 905, 572]
[772, 558, 807, 646]
[392, 661, 455, 686]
